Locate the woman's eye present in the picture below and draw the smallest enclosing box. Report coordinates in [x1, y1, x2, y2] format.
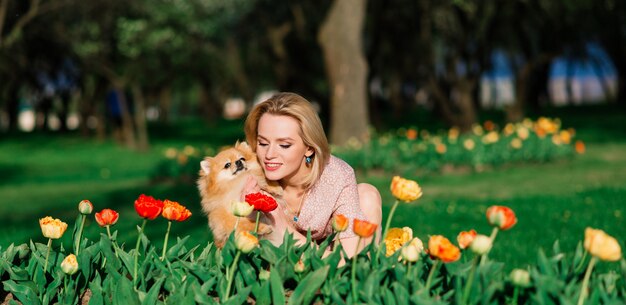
[224, 162, 231, 169]
[280, 144, 291, 149]
[258, 142, 268, 147]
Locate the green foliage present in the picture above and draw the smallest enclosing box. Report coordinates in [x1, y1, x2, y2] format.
[1, 207, 624, 304]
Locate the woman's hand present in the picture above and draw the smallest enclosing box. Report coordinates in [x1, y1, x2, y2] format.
[240, 176, 261, 201]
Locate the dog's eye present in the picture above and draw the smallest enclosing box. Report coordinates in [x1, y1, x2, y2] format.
[224, 162, 231, 169]
[238, 157, 245, 162]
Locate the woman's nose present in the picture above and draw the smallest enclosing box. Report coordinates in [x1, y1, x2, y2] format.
[265, 144, 277, 159]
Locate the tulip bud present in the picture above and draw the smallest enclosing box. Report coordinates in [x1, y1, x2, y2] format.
[332, 214, 349, 232]
[509, 269, 531, 287]
[231, 201, 254, 217]
[469, 234, 492, 255]
[235, 231, 259, 253]
[259, 269, 270, 281]
[61, 254, 79, 275]
[401, 238, 423, 263]
[78, 200, 93, 215]
[294, 259, 306, 273]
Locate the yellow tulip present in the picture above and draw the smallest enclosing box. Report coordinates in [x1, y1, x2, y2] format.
[390, 176, 422, 202]
[39, 216, 68, 240]
[384, 227, 413, 256]
[584, 228, 622, 261]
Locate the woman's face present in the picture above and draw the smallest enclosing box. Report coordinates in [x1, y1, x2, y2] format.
[256, 114, 312, 185]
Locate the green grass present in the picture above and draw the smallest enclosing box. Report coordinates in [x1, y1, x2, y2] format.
[0, 106, 625, 273]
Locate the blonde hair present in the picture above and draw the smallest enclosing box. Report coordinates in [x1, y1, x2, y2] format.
[244, 92, 330, 189]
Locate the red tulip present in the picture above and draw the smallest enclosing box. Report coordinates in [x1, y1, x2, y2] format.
[244, 192, 278, 213]
[95, 209, 119, 227]
[134, 194, 164, 220]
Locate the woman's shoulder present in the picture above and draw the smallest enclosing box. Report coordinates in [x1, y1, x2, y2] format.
[323, 155, 355, 180]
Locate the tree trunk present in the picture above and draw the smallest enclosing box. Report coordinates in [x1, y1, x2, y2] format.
[159, 85, 172, 123]
[131, 84, 149, 151]
[506, 62, 533, 122]
[318, 0, 369, 145]
[111, 82, 136, 149]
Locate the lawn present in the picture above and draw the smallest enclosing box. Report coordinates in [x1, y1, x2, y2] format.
[1, 105, 624, 273]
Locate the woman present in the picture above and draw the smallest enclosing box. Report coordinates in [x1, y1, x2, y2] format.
[242, 92, 382, 256]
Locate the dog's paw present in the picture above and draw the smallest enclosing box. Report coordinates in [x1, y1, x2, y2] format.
[256, 223, 273, 236]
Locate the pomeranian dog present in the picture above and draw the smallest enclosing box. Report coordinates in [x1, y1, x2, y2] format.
[197, 141, 282, 248]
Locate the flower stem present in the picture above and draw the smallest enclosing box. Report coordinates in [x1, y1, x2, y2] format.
[576, 256, 597, 305]
[462, 256, 479, 305]
[225, 250, 242, 300]
[480, 227, 499, 265]
[512, 286, 519, 305]
[254, 211, 261, 234]
[42, 238, 52, 275]
[161, 221, 172, 261]
[375, 200, 400, 263]
[351, 237, 362, 303]
[133, 219, 147, 287]
[424, 260, 440, 295]
[76, 214, 86, 255]
[106, 225, 119, 258]
[381, 200, 399, 246]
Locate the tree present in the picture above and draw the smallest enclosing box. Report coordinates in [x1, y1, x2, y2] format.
[318, 0, 369, 145]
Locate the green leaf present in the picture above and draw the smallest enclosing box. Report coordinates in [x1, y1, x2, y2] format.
[270, 267, 286, 305]
[287, 265, 329, 305]
[112, 275, 140, 305]
[222, 286, 252, 305]
[87, 273, 104, 305]
[2, 280, 41, 305]
[141, 277, 165, 305]
[250, 281, 271, 305]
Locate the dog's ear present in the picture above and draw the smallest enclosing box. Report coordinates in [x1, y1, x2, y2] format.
[200, 158, 212, 175]
[236, 141, 250, 150]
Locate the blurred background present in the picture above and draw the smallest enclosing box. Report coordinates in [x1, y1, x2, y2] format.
[1, 0, 625, 269]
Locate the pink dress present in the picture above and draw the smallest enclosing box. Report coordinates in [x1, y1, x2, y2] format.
[291, 155, 366, 241]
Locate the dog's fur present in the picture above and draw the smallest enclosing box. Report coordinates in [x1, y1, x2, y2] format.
[197, 141, 282, 248]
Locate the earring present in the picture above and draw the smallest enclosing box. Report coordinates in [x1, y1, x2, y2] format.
[305, 156, 312, 165]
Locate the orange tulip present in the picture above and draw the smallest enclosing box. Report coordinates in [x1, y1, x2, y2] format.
[95, 209, 119, 227]
[406, 128, 418, 140]
[332, 214, 349, 232]
[575, 140, 586, 154]
[486, 205, 517, 230]
[353, 219, 377, 238]
[162, 200, 192, 222]
[390, 176, 423, 202]
[428, 235, 461, 263]
[457, 229, 477, 250]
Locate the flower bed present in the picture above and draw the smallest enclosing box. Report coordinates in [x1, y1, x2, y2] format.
[334, 118, 585, 175]
[1, 177, 623, 305]
[152, 118, 585, 182]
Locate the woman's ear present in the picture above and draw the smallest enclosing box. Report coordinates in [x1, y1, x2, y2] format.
[306, 147, 315, 158]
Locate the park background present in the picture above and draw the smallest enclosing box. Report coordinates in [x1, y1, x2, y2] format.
[1, 0, 625, 273]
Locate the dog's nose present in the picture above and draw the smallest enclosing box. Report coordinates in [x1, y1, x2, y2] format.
[235, 159, 244, 170]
